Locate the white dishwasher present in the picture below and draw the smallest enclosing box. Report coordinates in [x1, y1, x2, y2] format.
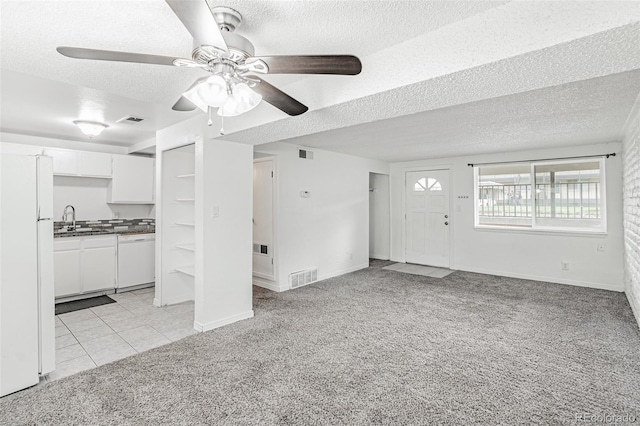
[117, 233, 155, 290]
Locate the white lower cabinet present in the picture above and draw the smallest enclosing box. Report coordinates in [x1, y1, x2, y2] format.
[54, 235, 116, 298]
[53, 250, 81, 297]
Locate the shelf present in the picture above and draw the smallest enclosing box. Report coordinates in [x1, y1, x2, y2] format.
[176, 174, 195, 179]
[175, 222, 195, 227]
[175, 243, 195, 252]
[175, 198, 195, 202]
[174, 265, 195, 277]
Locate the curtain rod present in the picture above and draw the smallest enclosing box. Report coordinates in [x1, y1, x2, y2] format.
[467, 153, 616, 167]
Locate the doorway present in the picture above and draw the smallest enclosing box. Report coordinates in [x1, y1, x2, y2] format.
[405, 169, 450, 268]
[253, 158, 275, 281]
[369, 173, 390, 260]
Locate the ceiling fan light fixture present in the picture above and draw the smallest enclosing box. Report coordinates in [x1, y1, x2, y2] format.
[73, 120, 108, 138]
[197, 75, 229, 107]
[182, 75, 229, 113]
[218, 82, 262, 117]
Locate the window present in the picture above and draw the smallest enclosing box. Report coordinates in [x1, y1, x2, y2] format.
[414, 177, 442, 192]
[474, 158, 606, 233]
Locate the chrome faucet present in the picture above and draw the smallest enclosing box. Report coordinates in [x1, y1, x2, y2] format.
[62, 205, 76, 231]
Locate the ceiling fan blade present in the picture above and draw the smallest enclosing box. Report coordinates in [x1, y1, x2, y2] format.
[56, 46, 196, 67]
[165, 0, 228, 52]
[247, 55, 362, 75]
[251, 77, 308, 116]
[172, 96, 196, 111]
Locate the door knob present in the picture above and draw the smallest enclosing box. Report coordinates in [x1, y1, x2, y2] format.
[444, 222, 449, 225]
[444, 215, 448, 218]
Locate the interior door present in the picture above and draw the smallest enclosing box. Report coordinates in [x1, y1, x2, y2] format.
[253, 159, 274, 280]
[405, 170, 450, 268]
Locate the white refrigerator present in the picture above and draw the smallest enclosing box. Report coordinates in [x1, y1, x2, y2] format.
[1, 154, 55, 396]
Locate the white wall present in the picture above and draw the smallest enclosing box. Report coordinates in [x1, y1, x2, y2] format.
[53, 176, 153, 220]
[254, 142, 389, 291]
[369, 173, 390, 260]
[622, 95, 640, 327]
[194, 138, 254, 330]
[390, 142, 624, 291]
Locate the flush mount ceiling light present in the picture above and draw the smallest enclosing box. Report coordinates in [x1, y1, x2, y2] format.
[73, 120, 108, 138]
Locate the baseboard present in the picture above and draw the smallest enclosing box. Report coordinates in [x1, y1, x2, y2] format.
[252, 277, 287, 292]
[161, 293, 193, 306]
[625, 288, 640, 329]
[454, 264, 624, 292]
[153, 298, 161, 307]
[194, 310, 254, 332]
[369, 254, 390, 260]
[318, 263, 370, 282]
[258, 263, 370, 293]
[55, 289, 113, 304]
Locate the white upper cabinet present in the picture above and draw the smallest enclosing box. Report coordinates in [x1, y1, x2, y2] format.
[44, 148, 112, 178]
[108, 155, 155, 204]
[44, 148, 79, 176]
[79, 152, 112, 178]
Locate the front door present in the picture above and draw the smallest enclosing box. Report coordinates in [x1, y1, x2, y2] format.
[405, 170, 450, 267]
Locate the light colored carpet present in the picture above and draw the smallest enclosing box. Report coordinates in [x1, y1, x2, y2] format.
[383, 262, 454, 278]
[2, 260, 639, 425]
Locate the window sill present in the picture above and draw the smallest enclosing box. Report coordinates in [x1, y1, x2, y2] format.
[473, 225, 607, 237]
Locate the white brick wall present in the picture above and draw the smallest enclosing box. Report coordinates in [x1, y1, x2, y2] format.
[622, 96, 640, 328]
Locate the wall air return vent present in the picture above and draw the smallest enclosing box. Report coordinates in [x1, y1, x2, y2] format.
[253, 243, 269, 255]
[116, 115, 145, 124]
[298, 149, 314, 160]
[289, 268, 318, 289]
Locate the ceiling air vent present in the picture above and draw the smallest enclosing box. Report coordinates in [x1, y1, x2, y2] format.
[289, 268, 318, 289]
[298, 149, 314, 160]
[116, 115, 145, 124]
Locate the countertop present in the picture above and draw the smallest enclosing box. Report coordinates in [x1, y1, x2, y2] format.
[54, 225, 155, 238]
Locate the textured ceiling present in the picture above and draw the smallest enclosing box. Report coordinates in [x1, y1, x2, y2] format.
[256, 70, 640, 162]
[1, 0, 639, 159]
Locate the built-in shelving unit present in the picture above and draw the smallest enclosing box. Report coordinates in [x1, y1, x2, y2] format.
[174, 265, 195, 277]
[160, 144, 195, 305]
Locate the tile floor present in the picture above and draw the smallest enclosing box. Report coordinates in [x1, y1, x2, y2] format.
[382, 262, 454, 278]
[49, 287, 196, 382]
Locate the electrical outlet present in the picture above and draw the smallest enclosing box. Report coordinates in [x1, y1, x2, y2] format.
[561, 261, 570, 271]
[597, 243, 605, 252]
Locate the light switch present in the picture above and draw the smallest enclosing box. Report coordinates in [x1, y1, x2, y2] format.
[211, 206, 220, 218]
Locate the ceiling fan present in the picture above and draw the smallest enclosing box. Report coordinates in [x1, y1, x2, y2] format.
[56, 0, 362, 123]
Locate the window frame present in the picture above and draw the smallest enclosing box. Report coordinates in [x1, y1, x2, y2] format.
[473, 157, 607, 235]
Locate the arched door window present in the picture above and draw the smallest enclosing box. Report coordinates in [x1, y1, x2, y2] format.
[414, 177, 442, 192]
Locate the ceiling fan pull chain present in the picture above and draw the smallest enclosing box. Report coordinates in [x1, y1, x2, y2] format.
[220, 115, 225, 136]
[207, 106, 213, 126]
